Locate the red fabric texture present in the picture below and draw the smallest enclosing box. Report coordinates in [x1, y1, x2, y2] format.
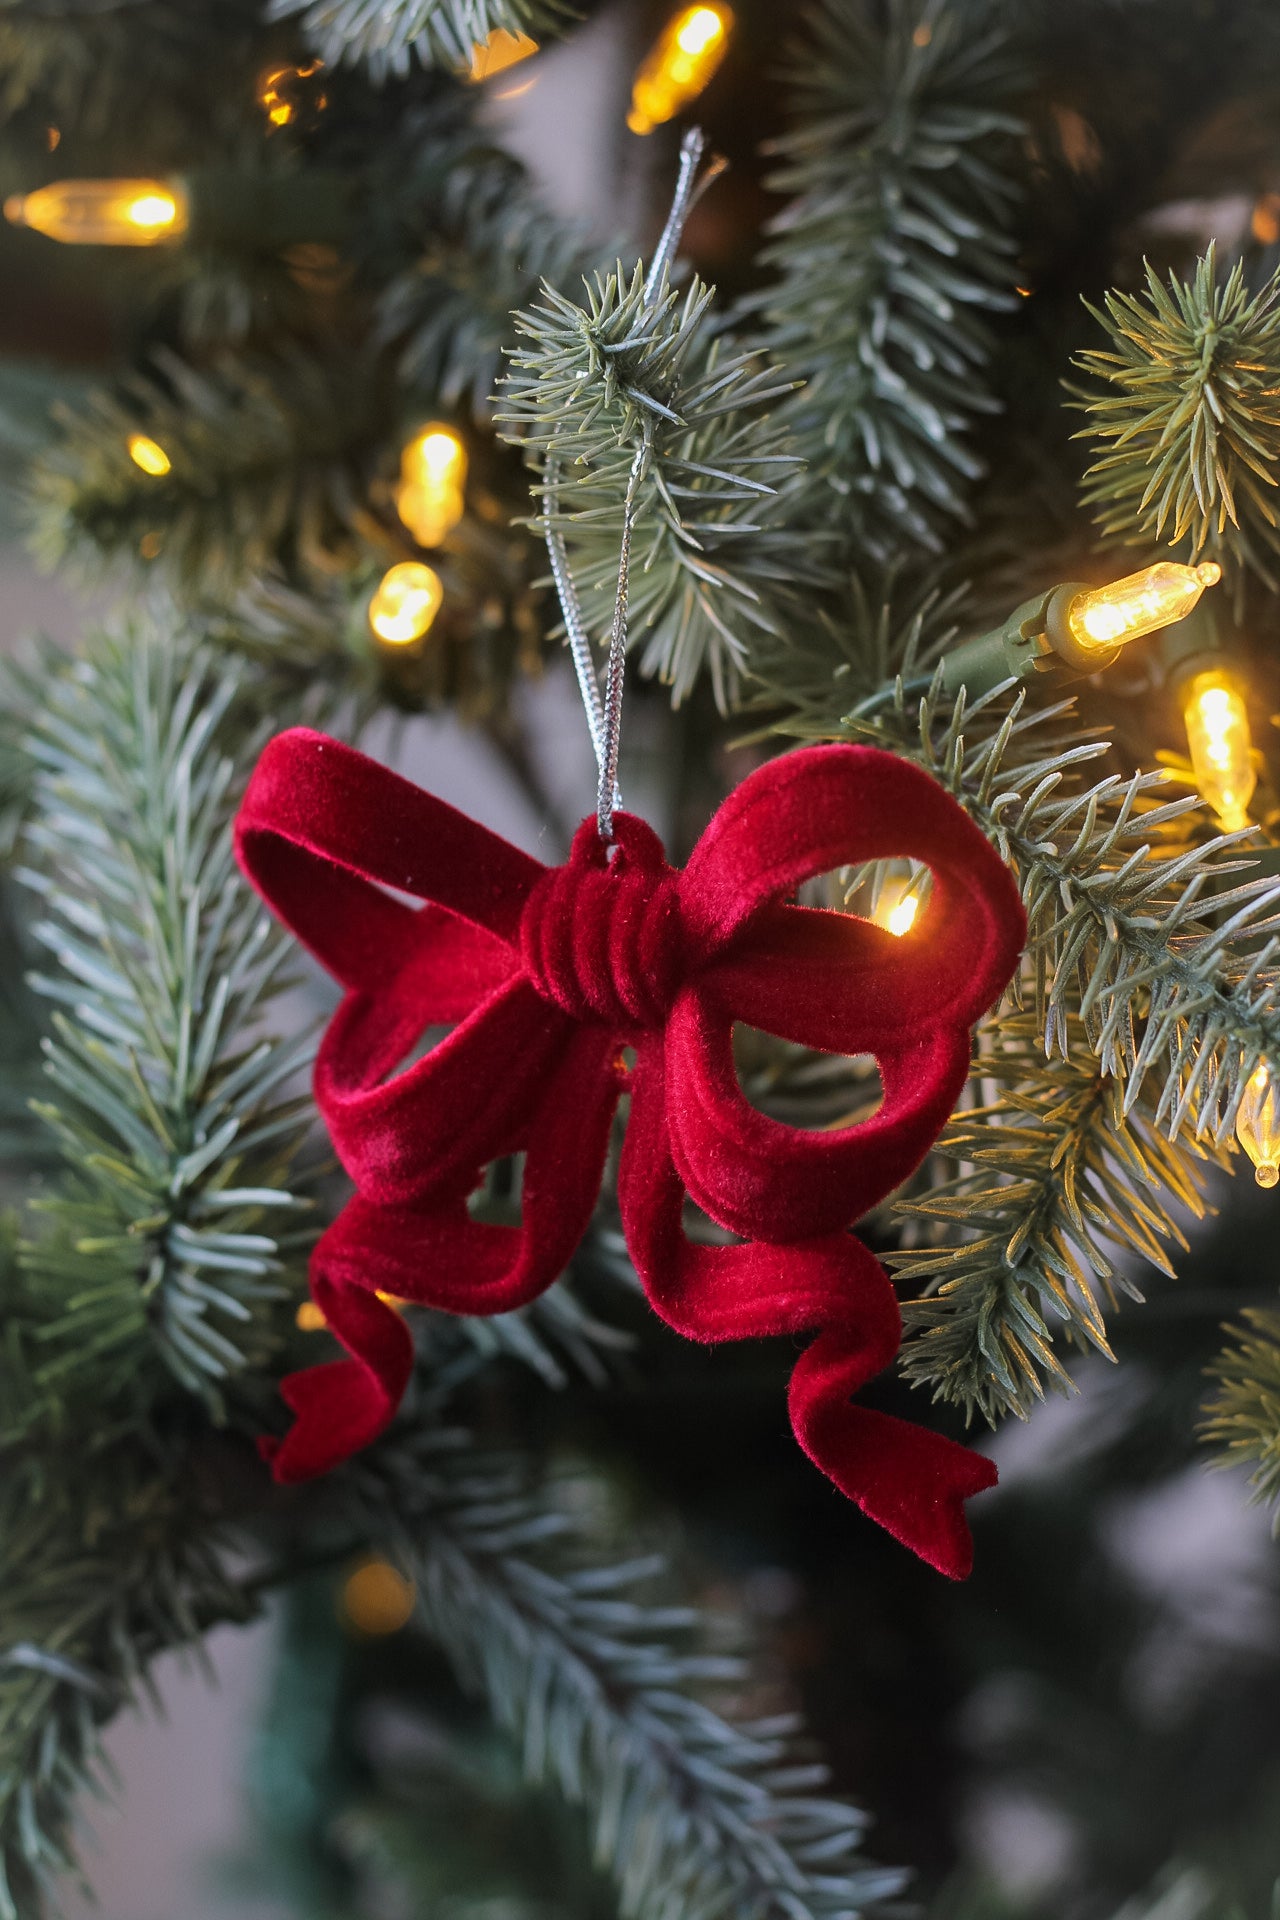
[234, 731, 1025, 1578]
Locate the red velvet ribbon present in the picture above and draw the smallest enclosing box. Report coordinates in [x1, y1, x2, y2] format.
[235, 732, 1025, 1578]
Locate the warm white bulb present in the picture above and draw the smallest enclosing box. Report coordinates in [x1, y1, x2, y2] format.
[886, 894, 919, 937]
[369, 562, 444, 646]
[1237, 1064, 1280, 1189]
[1182, 668, 1255, 833]
[677, 7, 724, 52]
[127, 433, 171, 476]
[627, 3, 734, 134]
[1067, 560, 1222, 655]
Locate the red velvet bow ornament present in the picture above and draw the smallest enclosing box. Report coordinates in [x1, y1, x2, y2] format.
[235, 732, 1024, 1578]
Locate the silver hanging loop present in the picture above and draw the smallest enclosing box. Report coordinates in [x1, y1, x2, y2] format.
[542, 125, 727, 842]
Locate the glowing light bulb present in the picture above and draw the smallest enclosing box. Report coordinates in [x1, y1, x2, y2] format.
[887, 893, 919, 936]
[469, 27, 539, 80]
[870, 877, 921, 937]
[397, 425, 467, 548]
[4, 178, 188, 245]
[1065, 561, 1221, 655]
[369, 563, 444, 646]
[1182, 668, 1256, 832]
[627, 3, 733, 135]
[297, 1290, 404, 1331]
[127, 433, 171, 477]
[1237, 1064, 1280, 1189]
[340, 1558, 416, 1636]
[409, 427, 465, 485]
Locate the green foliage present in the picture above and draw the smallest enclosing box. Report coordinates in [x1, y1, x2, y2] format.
[772, 671, 1280, 1419]
[1203, 1307, 1280, 1516]
[0, 2, 249, 132]
[753, 0, 1022, 562]
[895, 1006, 1220, 1425]
[1074, 250, 1280, 577]
[25, 346, 387, 597]
[266, 0, 577, 79]
[13, 622, 312, 1419]
[848, 680, 1280, 1148]
[379, 131, 606, 420]
[0, 1424, 259, 1920]
[500, 262, 812, 707]
[361, 1434, 907, 1920]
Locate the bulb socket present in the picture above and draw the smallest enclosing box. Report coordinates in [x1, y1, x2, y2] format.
[1041, 581, 1121, 674]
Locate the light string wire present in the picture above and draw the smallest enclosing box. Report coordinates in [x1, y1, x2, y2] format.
[543, 126, 726, 841]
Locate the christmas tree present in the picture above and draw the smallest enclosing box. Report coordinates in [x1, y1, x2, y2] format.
[5, 0, 1280, 1914]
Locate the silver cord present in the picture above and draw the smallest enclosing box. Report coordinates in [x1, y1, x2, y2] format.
[543, 125, 727, 842]
[645, 127, 707, 304]
[597, 436, 649, 842]
[543, 454, 608, 769]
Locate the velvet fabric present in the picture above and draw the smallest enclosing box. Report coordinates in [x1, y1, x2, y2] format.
[234, 730, 1025, 1578]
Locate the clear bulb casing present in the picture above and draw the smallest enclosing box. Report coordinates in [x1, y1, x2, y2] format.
[369, 562, 444, 647]
[628, 4, 733, 135]
[1237, 1065, 1280, 1189]
[1065, 560, 1221, 655]
[1182, 669, 1256, 832]
[4, 178, 188, 245]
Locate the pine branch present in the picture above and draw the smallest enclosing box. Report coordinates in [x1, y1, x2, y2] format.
[11, 622, 314, 1422]
[499, 262, 814, 709]
[356, 1434, 907, 1920]
[1073, 248, 1280, 578]
[0, 2, 248, 131]
[759, 669, 1280, 1420]
[1202, 1307, 1280, 1517]
[751, 0, 1022, 564]
[378, 130, 609, 420]
[0, 1421, 259, 1920]
[846, 681, 1280, 1154]
[267, 0, 577, 79]
[894, 1006, 1223, 1426]
[25, 345, 387, 598]
[743, 565, 970, 724]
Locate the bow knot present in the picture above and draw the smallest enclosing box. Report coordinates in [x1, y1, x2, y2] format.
[520, 815, 683, 1027]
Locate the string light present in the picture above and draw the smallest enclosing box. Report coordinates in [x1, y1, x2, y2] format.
[396, 424, 467, 548]
[870, 877, 920, 937]
[1237, 1064, 1280, 1189]
[469, 27, 539, 80]
[628, 3, 734, 136]
[4, 178, 188, 245]
[369, 562, 444, 647]
[1064, 560, 1221, 655]
[127, 433, 171, 477]
[939, 560, 1225, 701]
[1181, 667, 1256, 832]
[296, 1291, 406, 1331]
[340, 1557, 416, 1636]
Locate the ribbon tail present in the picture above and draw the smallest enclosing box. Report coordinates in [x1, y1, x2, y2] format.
[264, 1228, 414, 1482]
[786, 1262, 997, 1581]
[621, 1040, 995, 1578]
[264, 1026, 622, 1482]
